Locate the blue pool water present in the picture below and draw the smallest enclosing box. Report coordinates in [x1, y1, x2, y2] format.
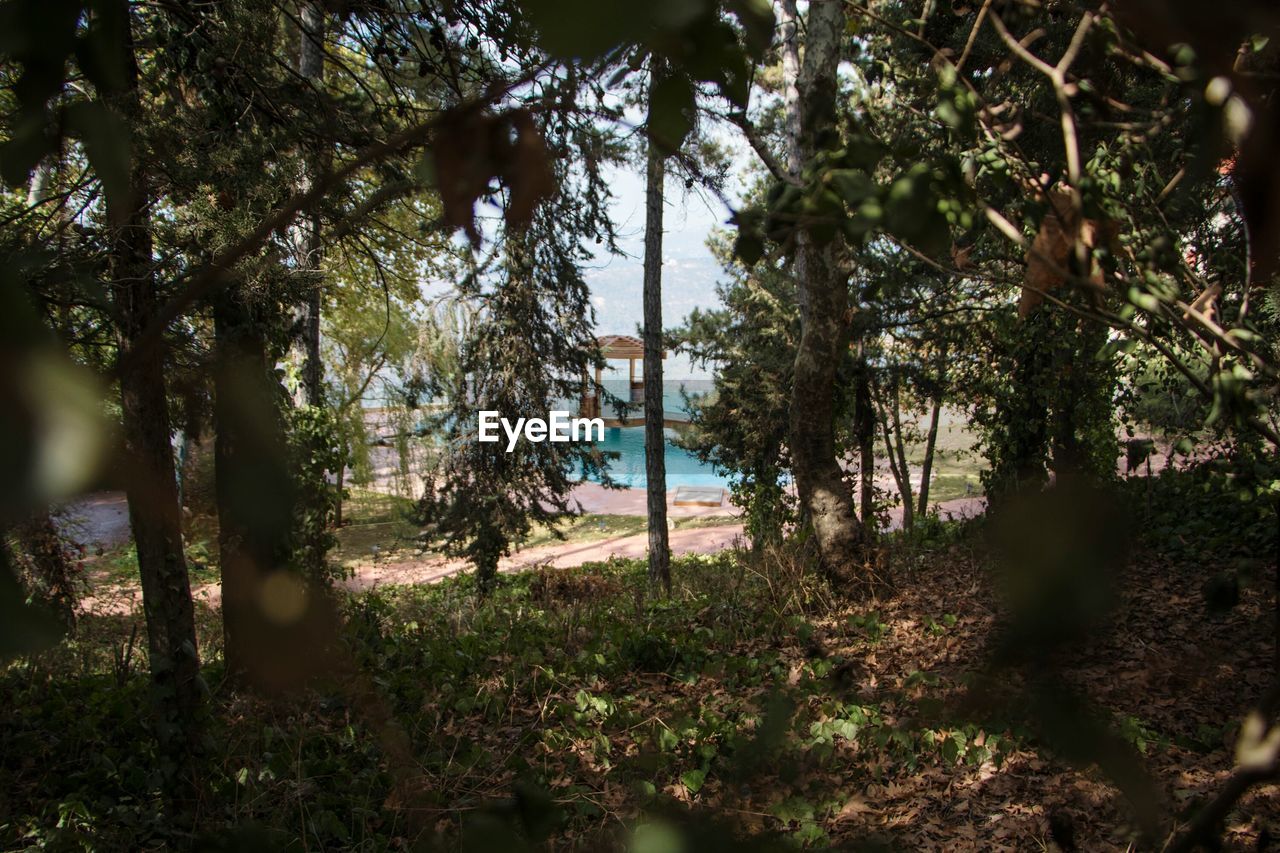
[593, 378, 713, 423]
[584, 427, 731, 490]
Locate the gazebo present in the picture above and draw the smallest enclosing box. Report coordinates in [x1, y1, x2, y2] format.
[579, 334, 665, 422]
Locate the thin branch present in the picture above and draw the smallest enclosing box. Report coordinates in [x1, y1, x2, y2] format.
[724, 110, 796, 185]
[955, 0, 993, 73]
[116, 65, 547, 378]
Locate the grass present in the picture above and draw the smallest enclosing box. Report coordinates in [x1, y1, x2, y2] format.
[901, 408, 986, 505]
[520, 513, 734, 550]
[12, 468, 1277, 850]
[333, 490, 421, 566]
[926, 472, 982, 504]
[79, 487, 738, 586]
[89, 515, 223, 587]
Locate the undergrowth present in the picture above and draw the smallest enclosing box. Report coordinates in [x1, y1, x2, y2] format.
[2, 496, 1274, 851]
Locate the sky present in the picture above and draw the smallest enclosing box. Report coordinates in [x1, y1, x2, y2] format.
[584, 164, 738, 381]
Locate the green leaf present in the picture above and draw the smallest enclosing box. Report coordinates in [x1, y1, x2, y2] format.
[1126, 287, 1161, 312]
[770, 796, 815, 823]
[64, 100, 131, 214]
[648, 72, 695, 153]
[413, 152, 436, 188]
[631, 820, 685, 853]
[0, 558, 63, 658]
[737, 229, 762, 266]
[828, 169, 875, 206]
[725, 0, 776, 57]
[680, 768, 706, 794]
[523, 0, 635, 59]
[74, 0, 129, 95]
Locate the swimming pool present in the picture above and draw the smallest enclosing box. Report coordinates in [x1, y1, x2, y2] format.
[583, 427, 731, 490]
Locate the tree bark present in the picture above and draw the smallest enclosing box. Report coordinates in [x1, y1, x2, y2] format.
[643, 61, 671, 595]
[109, 0, 203, 767]
[854, 354, 877, 534]
[778, 0, 803, 179]
[917, 397, 942, 516]
[787, 0, 864, 585]
[296, 0, 326, 406]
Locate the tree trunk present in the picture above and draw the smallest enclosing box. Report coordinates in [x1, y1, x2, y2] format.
[296, 0, 326, 406]
[109, 0, 203, 772]
[643, 61, 671, 595]
[854, 354, 877, 534]
[890, 385, 913, 531]
[473, 527, 502, 596]
[787, 0, 864, 585]
[917, 397, 942, 516]
[334, 453, 345, 528]
[778, 0, 803, 179]
[213, 289, 294, 677]
[878, 384, 914, 533]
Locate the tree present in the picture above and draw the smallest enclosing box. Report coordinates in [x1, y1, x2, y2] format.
[425, 220, 611, 593]
[642, 58, 671, 595]
[293, 0, 328, 408]
[784, 0, 867, 586]
[107, 0, 204, 778]
[674, 224, 798, 553]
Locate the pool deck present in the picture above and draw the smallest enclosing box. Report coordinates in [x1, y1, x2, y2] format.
[569, 481, 739, 518]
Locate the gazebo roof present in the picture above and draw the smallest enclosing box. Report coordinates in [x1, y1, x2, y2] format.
[597, 334, 664, 359]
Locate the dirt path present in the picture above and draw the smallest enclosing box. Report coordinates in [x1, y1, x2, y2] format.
[348, 523, 748, 591]
[77, 494, 985, 613]
[241, 495, 984, 599]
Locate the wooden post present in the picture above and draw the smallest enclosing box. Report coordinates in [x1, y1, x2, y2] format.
[629, 357, 643, 405]
[594, 364, 602, 417]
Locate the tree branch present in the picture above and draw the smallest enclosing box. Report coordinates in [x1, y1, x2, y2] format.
[115, 66, 546, 378]
[724, 110, 797, 185]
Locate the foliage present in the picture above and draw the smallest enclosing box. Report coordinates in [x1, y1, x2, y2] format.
[287, 405, 348, 586]
[674, 226, 799, 550]
[421, 214, 615, 592]
[4, 500, 1275, 849]
[1, 1, 1280, 850]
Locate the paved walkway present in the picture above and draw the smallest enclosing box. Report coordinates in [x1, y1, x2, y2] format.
[57, 491, 132, 549]
[348, 523, 748, 591]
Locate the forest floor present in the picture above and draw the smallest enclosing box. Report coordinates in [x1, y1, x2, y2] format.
[27, 469, 1276, 851]
[6, 512, 1274, 851]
